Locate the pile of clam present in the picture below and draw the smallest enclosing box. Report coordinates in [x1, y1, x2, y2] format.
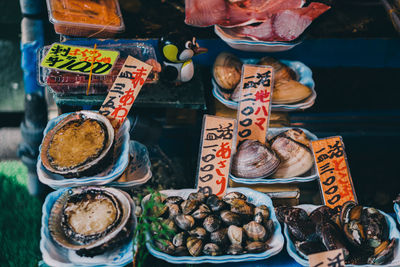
[276, 202, 397, 265]
[231, 128, 314, 179]
[48, 186, 134, 257]
[213, 52, 312, 104]
[151, 191, 275, 256]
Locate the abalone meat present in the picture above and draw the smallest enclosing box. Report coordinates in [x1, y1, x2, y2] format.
[40, 111, 114, 177]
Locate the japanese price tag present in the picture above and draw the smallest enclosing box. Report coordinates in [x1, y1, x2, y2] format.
[237, 64, 273, 145]
[41, 43, 119, 75]
[196, 115, 237, 196]
[311, 136, 357, 209]
[308, 249, 346, 267]
[99, 56, 152, 129]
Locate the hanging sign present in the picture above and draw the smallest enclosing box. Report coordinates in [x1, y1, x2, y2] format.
[311, 136, 357, 209]
[308, 249, 346, 267]
[99, 56, 152, 129]
[236, 64, 273, 145]
[196, 115, 237, 196]
[41, 43, 119, 75]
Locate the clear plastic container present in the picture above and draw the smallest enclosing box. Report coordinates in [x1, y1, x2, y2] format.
[46, 0, 125, 37]
[38, 42, 160, 95]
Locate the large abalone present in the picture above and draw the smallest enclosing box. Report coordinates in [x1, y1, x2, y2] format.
[40, 111, 114, 178]
[48, 186, 133, 257]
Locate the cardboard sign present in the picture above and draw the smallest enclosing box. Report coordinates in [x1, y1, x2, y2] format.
[237, 64, 273, 145]
[196, 115, 237, 196]
[99, 56, 152, 129]
[311, 136, 357, 209]
[41, 43, 119, 75]
[308, 249, 346, 267]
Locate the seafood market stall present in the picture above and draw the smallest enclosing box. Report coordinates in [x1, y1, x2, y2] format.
[17, 0, 400, 266]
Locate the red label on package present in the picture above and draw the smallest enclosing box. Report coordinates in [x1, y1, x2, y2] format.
[311, 136, 357, 209]
[196, 115, 237, 197]
[99, 56, 152, 129]
[308, 249, 346, 267]
[236, 64, 273, 145]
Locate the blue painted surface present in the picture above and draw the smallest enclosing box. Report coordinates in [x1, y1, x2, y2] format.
[61, 38, 400, 68]
[21, 40, 44, 94]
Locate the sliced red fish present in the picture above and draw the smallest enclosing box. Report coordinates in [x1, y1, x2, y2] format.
[185, 0, 305, 28]
[220, 2, 330, 41]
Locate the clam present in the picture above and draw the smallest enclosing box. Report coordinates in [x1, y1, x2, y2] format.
[255, 205, 270, 221]
[210, 228, 229, 245]
[203, 243, 222, 256]
[254, 212, 264, 224]
[276, 128, 310, 148]
[188, 227, 208, 240]
[173, 232, 186, 247]
[222, 191, 247, 205]
[231, 140, 280, 179]
[213, 52, 242, 91]
[186, 236, 203, 256]
[220, 210, 242, 226]
[164, 196, 184, 205]
[161, 218, 178, 234]
[188, 192, 207, 202]
[49, 187, 132, 256]
[245, 241, 269, 253]
[272, 79, 312, 104]
[180, 199, 199, 215]
[203, 215, 221, 233]
[175, 214, 195, 231]
[243, 221, 268, 242]
[227, 244, 244, 255]
[192, 204, 211, 220]
[174, 245, 189, 256]
[270, 136, 313, 178]
[166, 203, 181, 219]
[230, 199, 254, 218]
[258, 56, 296, 81]
[206, 194, 226, 212]
[228, 225, 243, 245]
[230, 83, 241, 102]
[155, 239, 175, 255]
[40, 111, 114, 177]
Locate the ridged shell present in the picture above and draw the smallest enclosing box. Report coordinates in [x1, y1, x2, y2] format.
[254, 205, 270, 221]
[270, 136, 313, 178]
[230, 199, 254, 217]
[164, 196, 184, 205]
[220, 210, 242, 226]
[245, 241, 269, 253]
[155, 239, 175, 255]
[222, 192, 247, 205]
[49, 186, 131, 251]
[272, 79, 312, 104]
[188, 192, 207, 202]
[173, 232, 186, 247]
[272, 128, 310, 148]
[188, 227, 208, 240]
[175, 214, 195, 231]
[180, 199, 199, 215]
[243, 221, 268, 242]
[192, 204, 211, 220]
[228, 225, 243, 245]
[206, 194, 226, 212]
[231, 140, 280, 179]
[210, 228, 229, 245]
[213, 52, 243, 91]
[203, 215, 222, 233]
[186, 237, 203, 256]
[227, 244, 243, 255]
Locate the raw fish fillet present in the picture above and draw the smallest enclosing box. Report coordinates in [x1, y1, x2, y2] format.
[185, 0, 305, 27]
[220, 2, 330, 41]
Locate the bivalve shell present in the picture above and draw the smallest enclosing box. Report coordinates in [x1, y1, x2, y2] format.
[213, 52, 242, 91]
[231, 140, 280, 179]
[272, 79, 312, 104]
[243, 221, 268, 242]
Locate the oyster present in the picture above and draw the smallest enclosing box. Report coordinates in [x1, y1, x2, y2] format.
[272, 79, 312, 104]
[270, 136, 313, 178]
[213, 52, 242, 91]
[48, 187, 132, 256]
[41, 111, 114, 177]
[258, 56, 296, 81]
[231, 140, 280, 179]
